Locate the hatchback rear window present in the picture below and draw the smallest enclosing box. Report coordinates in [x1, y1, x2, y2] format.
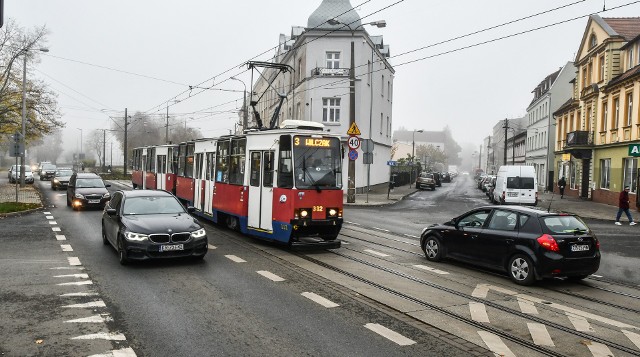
[507, 177, 534, 189]
[541, 215, 589, 234]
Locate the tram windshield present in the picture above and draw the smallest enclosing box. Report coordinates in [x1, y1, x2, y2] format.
[293, 135, 342, 189]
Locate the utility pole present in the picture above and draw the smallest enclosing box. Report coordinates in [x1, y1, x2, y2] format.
[124, 108, 128, 175]
[102, 129, 106, 171]
[503, 118, 508, 166]
[166, 103, 169, 143]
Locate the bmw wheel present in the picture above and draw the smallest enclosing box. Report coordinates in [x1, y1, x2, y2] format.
[422, 235, 443, 262]
[508, 254, 535, 285]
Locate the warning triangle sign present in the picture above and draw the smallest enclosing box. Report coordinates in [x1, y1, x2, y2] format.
[347, 122, 361, 135]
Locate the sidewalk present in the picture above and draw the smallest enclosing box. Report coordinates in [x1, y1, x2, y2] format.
[0, 183, 41, 205]
[343, 184, 415, 206]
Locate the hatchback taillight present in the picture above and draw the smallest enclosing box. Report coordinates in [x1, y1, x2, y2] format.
[537, 234, 559, 252]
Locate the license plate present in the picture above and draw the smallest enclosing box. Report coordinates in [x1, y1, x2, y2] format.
[571, 244, 590, 252]
[159, 244, 184, 252]
[508, 192, 518, 197]
[88, 200, 100, 204]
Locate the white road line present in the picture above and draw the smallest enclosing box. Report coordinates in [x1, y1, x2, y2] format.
[472, 284, 489, 298]
[207, 244, 217, 249]
[54, 273, 88, 279]
[60, 244, 73, 252]
[585, 341, 614, 357]
[63, 300, 106, 308]
[622, 330, 640, 349]
[52, 227, 61, 232]
[256, 270, 285, 282]
[527, 323, 554, 346]
[566, 313, 594, 332]
[60, 292, 98, 297]
[88, 347, 137, 357]
[517, 296, 538, 314]
[65, 314, 113, 323]
[46, 215, 54, 219]
[43, 211, 51, 214]
[50, 267, 84, 270]
[49, 221, 57, 225]
[404, 234, 419, 238]
[413, 264, 449, 275]
[364, 323, 416, 346]
[345, 221, 360, 225]
[57, 280, 93, 286]
[71, 332, 126, 341]
[469, 302, 490, 323]
[55, 235, 66, 241]
[301, 292, 339, 308]
[477, 331, 515, 357]
[371, 227, 390, 232]
[364, 249, 389, 257]
[225, 255, 246, 263]
[590, 274, 603, 278]
[68, 257, 81, 266]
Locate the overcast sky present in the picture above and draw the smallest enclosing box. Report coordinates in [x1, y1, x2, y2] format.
[8, 0, 640, 159]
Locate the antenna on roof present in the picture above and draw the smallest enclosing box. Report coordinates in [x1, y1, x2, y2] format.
[603, 0, 606, 11]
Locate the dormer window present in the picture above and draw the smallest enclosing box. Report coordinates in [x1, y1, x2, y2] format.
[589, 34, 597, 49]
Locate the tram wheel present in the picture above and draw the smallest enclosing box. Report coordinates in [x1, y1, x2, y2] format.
[225, 215, 239, 231]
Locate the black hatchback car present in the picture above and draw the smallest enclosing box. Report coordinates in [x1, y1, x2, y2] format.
[101, 190, 208, 264]
[420, 206, 600, 285]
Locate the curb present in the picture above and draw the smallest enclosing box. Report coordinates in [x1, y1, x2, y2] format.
[0, 206, 44, 219]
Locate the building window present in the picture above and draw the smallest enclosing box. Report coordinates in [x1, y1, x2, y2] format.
[380, 113, 383, 134]
[298, 58, 303, 83]
[589, 34, 597, 49]
[326, 52, 340, 69]
[602, 101, 608, 131]
[623, 158, 638, 193]
[387, 81, 390, 101]
[599, 55, 605, 82]
[367, 60, 371, 85]
[381, 75, 384, 97]
[614, 98, 620, 129]
[600, 159, 611, 189]
[587, 62, 593, 85]
[322, 98, 340, 122]
[626, 92, 633, 127]
[386, 116, 390, 137]
[582, 68, 588, 88]
[630, 49, 635, 70]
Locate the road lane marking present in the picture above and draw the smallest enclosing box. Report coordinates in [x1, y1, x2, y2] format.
[46, 216, 54, 219]
[50, 267, 84, 270]
[43, 211, 51, 214]
[207, 244, 217, 250]
[87, 347, 137, 357]
[257, 270, 285, 282]
[478, 331, 515, 357]
[517, 296, 538, 314]
[52, 227, 61, 232]
[71, 332, 126, 341]
[63, 300, 106, 308]
[590, 274, 603, 278]
[54, 273, 88, 279]
[404, 234, 419, 238]
[364, 249, 389, 257]
[55, 235, 66, 240]
[60, 244, 73, 252]
[622, 330, 640, 349]
[57, 280, 93, 286]
[413, 264, 449, 275]
[301, 292, 339, 308]
[65, 314, 113, 323]
[371, 227, 390, 232]
[225, 255, 246, 263]
[68, 257, 81, 266]
[585, 341, 614, 357]
[527, 323, 554, 346]
[566, 313, 594, 332]
[364, 323, 416, 346]
[49, 221, 57, 225]
[60, 292, 98, 297]
[469, 302, 490, 323]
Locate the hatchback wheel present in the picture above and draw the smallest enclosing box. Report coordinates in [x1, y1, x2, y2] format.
[101, 223, 109, 245]
[422, 235, 443, 262]
[508, 254, 535, 285]
[118, 237, 129, 265]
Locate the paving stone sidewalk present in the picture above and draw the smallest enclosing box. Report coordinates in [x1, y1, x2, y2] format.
[0, 183, 42, 204]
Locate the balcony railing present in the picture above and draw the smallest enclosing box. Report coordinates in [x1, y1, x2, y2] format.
[565, 131, 593, 147]
[311, 67, 350, 76]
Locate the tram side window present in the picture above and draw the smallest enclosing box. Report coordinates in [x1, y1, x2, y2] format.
[205, 152, 215, 181]
[157, 155, 166, 174]
[195, 153, 203, 179]
[264, 151, 274, 188]
[216, 140, 230, 183]
[147, 149, 155, 173]
[178, 144, 187, 177]
[185, 143, 195, 178]
[278, 135, 293, 188]
[170, 147, 179, 174]
[229, 138, 246, 185]
[250, 152, 261, 187]
[132, 150, 138, 171]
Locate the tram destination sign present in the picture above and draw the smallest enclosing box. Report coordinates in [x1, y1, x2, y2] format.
[294, 136, 332, 148]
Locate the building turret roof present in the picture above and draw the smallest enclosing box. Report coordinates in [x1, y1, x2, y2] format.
[307, 0, 361, 30]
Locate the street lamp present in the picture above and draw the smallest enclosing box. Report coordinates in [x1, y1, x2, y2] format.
[411, 129, 424, 187]
[230, 76, 248, 131]
[327, 18, 386, 203]
[19, 47, 49, 187]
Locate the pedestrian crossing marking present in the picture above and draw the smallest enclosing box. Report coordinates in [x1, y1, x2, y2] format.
[469, 302, 489, 323]
[477, 331, 515, 357]
[527, 323, 554, 346]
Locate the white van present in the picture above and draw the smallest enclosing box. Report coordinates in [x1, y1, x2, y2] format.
[492, 165, 538, 206]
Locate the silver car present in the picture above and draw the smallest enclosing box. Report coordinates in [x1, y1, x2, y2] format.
[8, 165, 34, 184]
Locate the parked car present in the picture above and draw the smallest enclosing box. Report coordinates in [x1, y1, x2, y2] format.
[101, 190, 208, 264]
[416, 172, 437, 191]
[441, 172, 451, 183]
[8, 165, 34, 184]
[419, 206, 601, 285]
[66, 172, 111, 210]
[51, 168, 74, 190]
[39, 164, 57, 181]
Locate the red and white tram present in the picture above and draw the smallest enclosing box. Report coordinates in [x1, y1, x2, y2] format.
[131, 121, 344, 248]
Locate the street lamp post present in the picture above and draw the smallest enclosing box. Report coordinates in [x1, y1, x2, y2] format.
[327, 18, 386, 203]
[76, 128, 83, 169]
[20, 47, 49, 187]
[230, 76, 248, 131]
[411, 129, 424, 187]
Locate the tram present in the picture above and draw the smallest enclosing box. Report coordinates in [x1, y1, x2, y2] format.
[131, 120, 344, 248]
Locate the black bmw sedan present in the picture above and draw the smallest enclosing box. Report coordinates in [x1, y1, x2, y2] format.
[101, 190, 208, 264]
[419, 206, 600, 285]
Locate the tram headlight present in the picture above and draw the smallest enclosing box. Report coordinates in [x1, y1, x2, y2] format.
[300, 209, 309, 218]
[295, 208, 311, 219]
[327, 208, 338, 217]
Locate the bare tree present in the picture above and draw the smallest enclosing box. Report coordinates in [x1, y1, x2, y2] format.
[87, 130, 104, 168]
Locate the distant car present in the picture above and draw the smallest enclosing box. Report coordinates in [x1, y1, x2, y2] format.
[66, 172, 111, 210]
[101, 190, 208, 264]
[51, 168, 74, 190]
[8, 165, 34, 184]
[39, 164, 57, 180]
[420, 206, 601, 285]
[36, 161, 51, 175]
[441, 172, 451, 183]
[416, 172, 436, 191]
[433, 172, 442, 187]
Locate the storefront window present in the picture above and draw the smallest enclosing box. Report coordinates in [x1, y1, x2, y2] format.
[623, 158, 638, 193]
[600, 159, 611, 189]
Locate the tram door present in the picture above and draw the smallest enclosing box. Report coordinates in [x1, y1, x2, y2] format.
[141, 149, 147, 189]
[193, 153, 205, 211]
[203, 152, 216, 215]
[156, 154, 167, 190]
[248, 151, 275, 231]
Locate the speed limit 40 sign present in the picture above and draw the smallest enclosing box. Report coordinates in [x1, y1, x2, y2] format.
[348, 136, 360, 150]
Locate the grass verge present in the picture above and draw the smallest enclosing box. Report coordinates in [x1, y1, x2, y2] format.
[0, 202, 41, 214]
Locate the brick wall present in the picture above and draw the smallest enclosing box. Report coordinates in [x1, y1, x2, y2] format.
[592, 189, 640, 211]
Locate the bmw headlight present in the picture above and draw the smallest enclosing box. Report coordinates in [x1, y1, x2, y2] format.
[125, 232, 148, 241]
[53, 178, 60, 183]
[191, 228, 206, 239]
[74, 193, 85, 199]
